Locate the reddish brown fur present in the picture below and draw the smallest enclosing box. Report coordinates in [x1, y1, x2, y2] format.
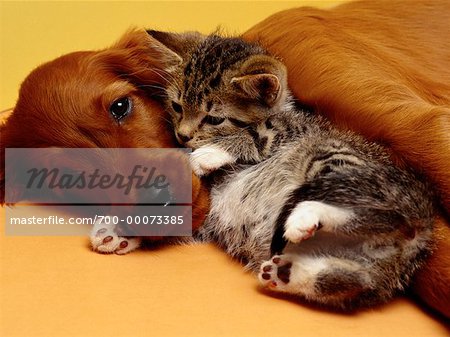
[243, 0, 450, 318]
[0, 30, 209, 232]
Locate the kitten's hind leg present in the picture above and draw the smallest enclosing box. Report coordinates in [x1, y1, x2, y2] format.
[284, 201, 353, 243]
[259, 254, 373, 308]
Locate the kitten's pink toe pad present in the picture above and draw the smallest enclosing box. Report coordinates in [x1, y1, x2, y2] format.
[259, 255, 292, 288]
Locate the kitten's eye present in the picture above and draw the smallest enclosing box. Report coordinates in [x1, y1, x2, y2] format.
[203, 115, 225, 125]
[110, 97, 132, 120]
[171, 101, 183, 114]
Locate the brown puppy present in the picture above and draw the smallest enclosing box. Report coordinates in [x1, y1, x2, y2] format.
[0, 30, 209, 237]
[243, 0, 450, 318]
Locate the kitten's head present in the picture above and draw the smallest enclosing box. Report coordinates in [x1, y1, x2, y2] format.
[148, 31, 288, 148]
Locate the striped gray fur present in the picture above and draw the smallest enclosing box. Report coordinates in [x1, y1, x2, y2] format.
[149, 31, 435, 310]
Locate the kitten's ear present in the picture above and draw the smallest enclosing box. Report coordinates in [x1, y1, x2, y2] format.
[231, 56, 286, 107]
[113, 29, 182, 70]
[147, 30, 204, 60]
[231, 74, 281, 107]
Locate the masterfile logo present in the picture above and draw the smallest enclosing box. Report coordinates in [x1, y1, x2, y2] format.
[4, 148, 193, 236]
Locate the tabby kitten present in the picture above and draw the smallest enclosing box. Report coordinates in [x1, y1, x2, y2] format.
[148, 30, 435, 309]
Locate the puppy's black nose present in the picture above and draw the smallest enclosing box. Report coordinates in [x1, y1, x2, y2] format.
[177, 133, 192, 143]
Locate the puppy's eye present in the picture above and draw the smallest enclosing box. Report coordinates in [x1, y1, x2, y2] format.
[110, 97, 132, 120]
[203, 115, 225, 125]
[171, 101, 183, 114]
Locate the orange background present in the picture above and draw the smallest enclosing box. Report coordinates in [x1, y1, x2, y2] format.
[2, 0, 348, 110]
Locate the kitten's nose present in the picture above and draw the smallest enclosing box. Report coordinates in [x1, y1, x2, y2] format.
[177, 132, 192, 144]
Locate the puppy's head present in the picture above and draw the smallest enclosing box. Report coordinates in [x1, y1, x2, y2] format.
[0, 29, 209, 230]
[3, 29, 182, 149]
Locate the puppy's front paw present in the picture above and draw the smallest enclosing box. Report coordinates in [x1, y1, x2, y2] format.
[190, 146, 235, 176]
[90, 218, 141, 255]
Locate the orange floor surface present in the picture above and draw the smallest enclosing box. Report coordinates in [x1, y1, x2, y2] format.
[1, 207, 449, 337]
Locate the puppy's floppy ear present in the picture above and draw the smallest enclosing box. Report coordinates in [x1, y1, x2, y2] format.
[231, 55, 287, 107]
[0, 124, 6, 205]
[147, 30, 204, 62]
[0, 114, 23, 205]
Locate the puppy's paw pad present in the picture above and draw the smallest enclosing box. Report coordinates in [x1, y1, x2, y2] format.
[90, 219, 141, 254]
[259, 255, 292, 290]
[114, 237, 142, 255]
[190, 146, 234, 176]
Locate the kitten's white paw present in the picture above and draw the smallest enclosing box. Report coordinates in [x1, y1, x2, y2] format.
[259, 254, 335, 299]
[259, 255, 293, 291]
[284, 202, 321, 243]
[285, 201, 353, 242]
[90, 218, 141, 255]
[190, 146, 235, 176]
